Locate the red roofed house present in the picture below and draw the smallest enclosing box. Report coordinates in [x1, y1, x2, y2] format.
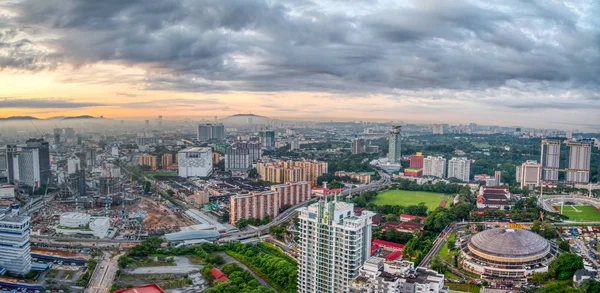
[382, 221, 401, 230]
[371, 244, 380, 255]
[439, 199, 447, 208]
[399, 214, 426, 223]
[115, 284, 166, 293]
[384, 250, 403, 262]
[396, 221, 425, 233]
[211, 268, 230, 282]
[372, 239, 405, 251]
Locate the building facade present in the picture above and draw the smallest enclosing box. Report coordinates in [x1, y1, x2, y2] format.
[161, 153, 173, 169]
[423, 156, 446, 178]
[352, 137, 366, 155]
[297, 201, 375, 293]
[230, 181, 311, 224]
[197, 123, 225, 141]
[447, 157, 470, 182]
[517, 160, 542, 190]
[565, 141, 592, 184]
[409, 152, 424, 169]
[67, 155, 81, 174]
[259, 130, 276, 151]
[256, 160, 328, 184]
[540, 140, 561, 182]
[178, 147, 213, 178]
[388, 126, 401, 163]
[225, 147, 251, 171]
[0, 213, 32, 275]
[139, 154, 158, 170]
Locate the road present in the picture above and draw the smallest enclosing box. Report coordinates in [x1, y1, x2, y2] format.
[86, 252, 123, 293]
[218, 171, 391, 242]
[217, 252, 279, 293]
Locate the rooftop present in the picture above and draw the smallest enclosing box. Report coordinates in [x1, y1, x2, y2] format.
[180, 147, 211, 153]
[467, 228, 550, 258]
[115, 284, 166, 293]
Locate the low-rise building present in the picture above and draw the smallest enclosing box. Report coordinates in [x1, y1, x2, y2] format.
[335, 171, 372, 184]
[476, 186, 512, 210]
[403, 168, 422, 177]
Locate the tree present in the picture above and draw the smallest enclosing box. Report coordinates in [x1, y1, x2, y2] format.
[536, 281, 579, 293]
[222, 211, 230, 222]
[550, 253, 583, 280]
[430, 256, 447, 273]
[580, 279, 600, 293]
[559, 241, 571, 252]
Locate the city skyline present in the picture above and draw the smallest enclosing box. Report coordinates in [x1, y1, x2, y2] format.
[1, 1, 599, 131]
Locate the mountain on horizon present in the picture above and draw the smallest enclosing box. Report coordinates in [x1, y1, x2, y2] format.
[0, 115, 101, 121]
[220, 113, 272, 125]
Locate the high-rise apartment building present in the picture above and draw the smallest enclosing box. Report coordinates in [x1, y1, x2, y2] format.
[517, 160, 542, 190]
[197, 123, 225, 141]
[409, 152, 424, 169]
[259, 130, 276, 151]
[161, 153, 173, 169]
[178, 147, 213, 178]
[388, 126, 401, 163]
[423, 156, 446, 178]
[85, 147, 97, 171]
[565, 141, 592, 183]
[139, 154, 158, 170]
[225, 147, 251, 171]
[53, 128, 61, 146]
[67, 155, 81, 174]
[256, 160, 328, 184]
[0, 148, 8, 184]
[541, 140, 561, 182]
[230, 181, 311, 224]
[447, 157, 470, 182]
[432, 124, 445, 135]
[352, 136, 366, 155]
[0, 213, 32, 275]
[297, 201, 375, 293]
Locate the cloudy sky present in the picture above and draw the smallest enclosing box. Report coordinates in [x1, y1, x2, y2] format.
[1, 0, 599, 130]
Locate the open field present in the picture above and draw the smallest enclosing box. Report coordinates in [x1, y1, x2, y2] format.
[556, 205, 600, 222]
[374, 190, 453, 211]
[447, 282, 481, 293]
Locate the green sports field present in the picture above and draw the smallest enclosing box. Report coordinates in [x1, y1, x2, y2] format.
[373, 190, 453, 211]
[558, 205, 600, 222]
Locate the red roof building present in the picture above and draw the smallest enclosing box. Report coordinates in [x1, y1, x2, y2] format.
[399, 214, 426, 223]
[409, 153, 424, 169]
[384, 250, 403, 261]
[371, 244, 380, 255]
[115, 284, 166, 293]
[211, 268, 230, 282]
[439, 200, 447, 208]
[382, 221, 401, 230]
[396, 221, 425, 233]
[372, 239, 405, 251]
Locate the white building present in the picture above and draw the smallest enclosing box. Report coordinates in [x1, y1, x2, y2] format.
[0, 185, 15, 199]
[57, 213, 110, 238]
[0, 213, 32, 275]
[517, 160, 542, 190]
[349, 257, 448, 293]
[388, 126, 401, 163]
[297, 200, 375, 293]
[225, 147, 251, 171]
[432, 124, 445, 135]
[60, 212, 91, 227]
[178, 147, 213, 178]
[447, 157, 470, 182]
[111, 146, 119, 157]
[67, 155, 81, 174]
[566, 141, 592, 184]
[423, 156, 446, 178]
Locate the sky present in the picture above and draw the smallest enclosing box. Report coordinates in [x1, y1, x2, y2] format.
[0, 0, 599, 131]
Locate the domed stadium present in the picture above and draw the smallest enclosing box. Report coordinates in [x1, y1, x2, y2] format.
[460, 228, 558, 282]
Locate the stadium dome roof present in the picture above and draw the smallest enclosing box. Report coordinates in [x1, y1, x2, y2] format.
[468, 228, 550, 258]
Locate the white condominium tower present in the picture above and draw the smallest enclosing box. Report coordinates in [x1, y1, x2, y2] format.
[566, 141, 592, 184]
[0, 213, 32, 275]
[447, 157, 470, 182]
[423, 156, 447, 178]
[540, 139, 561, 182]
[297, 200, 375, 293]
[388, 126, 401, 163]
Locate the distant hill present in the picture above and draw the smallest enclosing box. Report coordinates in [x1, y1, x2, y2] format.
[0, 115, 101, 121]
[0, 116, 40, 120]
[220, 113, 272, 125]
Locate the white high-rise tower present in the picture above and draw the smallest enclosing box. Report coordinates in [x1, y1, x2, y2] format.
[388, 126, 401, 163]
[297, 200, 375, 293]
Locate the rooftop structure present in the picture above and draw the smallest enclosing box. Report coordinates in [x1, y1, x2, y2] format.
[178, 147, 213, 178]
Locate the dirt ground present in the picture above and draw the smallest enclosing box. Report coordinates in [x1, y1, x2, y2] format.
[136, 198, 194, 230]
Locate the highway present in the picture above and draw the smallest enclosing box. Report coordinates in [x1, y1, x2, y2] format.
[86, 252, 124, 293]
[218, 171, 391, 242]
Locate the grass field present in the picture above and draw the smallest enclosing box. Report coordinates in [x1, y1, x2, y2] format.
[557, 205, 600, 222]
[446, 282, 481, 293]
[374, 190, 453, 211]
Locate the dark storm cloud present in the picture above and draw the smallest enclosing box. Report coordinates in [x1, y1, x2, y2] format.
[0, 98, 105, 108]
[2, 0, 599, 102]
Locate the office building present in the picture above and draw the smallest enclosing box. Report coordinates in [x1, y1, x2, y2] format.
[62, 127, 75, 139]
[12, 139, 51, 188]
[447, 157, 470, 182]
[388, 126, 401, 163]
[85, 147, 97, 171]
[352, 136, 366, 154]
[178, 147, 213, 178]
[5, 145, 17, 184]
[541, 140, 561, 182]
[139, 154, 158, 171]
[161, 153, 173, 169]
[0, 148, 8, 183]
[197, 123, 225, 141]
[230, 181, 311, 224]
[432, 124, 445, 135]
[53, 128, 61, 146]
[565, 141, 592, 183]
[0, 213, 32, 275]
[409, 152, 424, 169]
[256, 160, 328, 184]
[157, 115, 163, 126]
[297, 201, 375, 293]
[349, 257, 448, 293]
[259, 130, 276, 151]
[67, 155, 81, 174]
[517, 160, 542, 190]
